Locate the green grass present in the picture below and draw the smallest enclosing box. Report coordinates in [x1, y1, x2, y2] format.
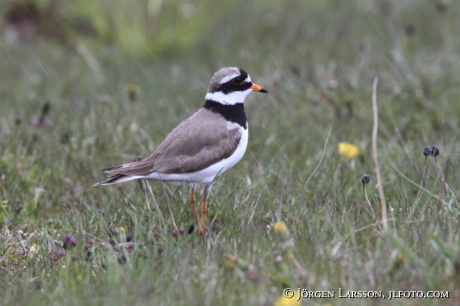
[1, 1, 460, 305]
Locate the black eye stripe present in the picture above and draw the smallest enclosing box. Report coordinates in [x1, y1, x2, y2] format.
[217, 81, 252, 94]
[233, 76, 245, 84]
[213, 68, 251, 94]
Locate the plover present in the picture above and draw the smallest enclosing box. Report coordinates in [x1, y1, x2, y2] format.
[94, 67, 267, 234]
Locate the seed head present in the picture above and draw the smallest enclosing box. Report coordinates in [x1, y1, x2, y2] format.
[405, 24, 416, 36]
[41, 103, 51, 116]
[85, 238, 94, 251]
[86, 251, 93, 262]
[436, 1, 448, 13]
[63, 232, 77, 249]
[431, 145, 439, 157]
[423, 146, 432, 157]
[127, 84, 140, 103]
[362, 174, 371, 185]
[57, 248, 65, 258]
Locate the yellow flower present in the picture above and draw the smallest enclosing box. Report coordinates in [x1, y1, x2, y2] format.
[273, 221, 288, 234]
[338, 142, 360, 159]
[224, 254, 236, 269]
[274, 290, 301, 306]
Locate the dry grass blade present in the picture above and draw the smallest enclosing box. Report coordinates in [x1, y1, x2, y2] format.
[371, 77, 388, 232]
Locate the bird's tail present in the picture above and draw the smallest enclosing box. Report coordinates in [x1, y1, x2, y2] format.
[93, 174, 138, 186]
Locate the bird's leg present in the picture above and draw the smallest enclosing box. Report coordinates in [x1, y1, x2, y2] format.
[188, 184, 200, 230]
[198, 183, 212, 235]
[199, 198, 207, 234]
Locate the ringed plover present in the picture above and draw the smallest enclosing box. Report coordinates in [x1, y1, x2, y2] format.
[94, 67, 267, 234]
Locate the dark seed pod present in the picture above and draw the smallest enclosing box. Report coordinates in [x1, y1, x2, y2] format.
[127, 84, 139, 103]
[431, 145, 439, 157]
[423, 146, 432, 157]
[118, 255, 127, 264]
[41, 103, 51, 115]
[63, 232, 77, 249]
[362, 174, 371, 185]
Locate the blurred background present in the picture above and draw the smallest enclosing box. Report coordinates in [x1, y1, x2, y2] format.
[0, 0, 459, 219]
[1, 0, 459, 105]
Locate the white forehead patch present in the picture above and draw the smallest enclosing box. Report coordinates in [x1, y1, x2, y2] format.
[218, 74, 252, 84]
[219, 73, 239, 84]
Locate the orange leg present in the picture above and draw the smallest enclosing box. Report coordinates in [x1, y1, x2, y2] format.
[188, 186, 200, 230]
[198, 198, 207, 235]
[197, 183, 212, 235]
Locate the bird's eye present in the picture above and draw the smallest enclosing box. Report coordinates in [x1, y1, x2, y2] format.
[232, 76, 244, 84]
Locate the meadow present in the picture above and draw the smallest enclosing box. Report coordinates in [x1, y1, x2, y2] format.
[0, 1, 459, 305]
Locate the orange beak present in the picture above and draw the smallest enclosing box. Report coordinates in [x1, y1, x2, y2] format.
[251, 83, 268, 93]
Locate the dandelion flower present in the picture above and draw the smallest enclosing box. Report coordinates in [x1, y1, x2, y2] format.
[274, 290, 301, 306]
[273, 221, 292, 245]
[338, 142, 360, 159]
[273, 221, 288, 234]
[224, 254, 236, 269]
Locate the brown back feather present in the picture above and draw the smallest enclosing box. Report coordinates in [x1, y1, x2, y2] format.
[104, 109, 242, 176]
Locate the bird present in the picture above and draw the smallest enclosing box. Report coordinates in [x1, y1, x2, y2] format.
[93, 67, 267, 234]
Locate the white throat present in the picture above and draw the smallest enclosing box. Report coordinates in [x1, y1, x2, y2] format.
[205, 88, 253, 105]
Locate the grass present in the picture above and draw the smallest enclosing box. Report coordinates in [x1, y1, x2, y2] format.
[1, 1, 460, 305]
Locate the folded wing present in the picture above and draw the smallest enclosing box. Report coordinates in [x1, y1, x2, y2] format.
[102, 109, 242, 177]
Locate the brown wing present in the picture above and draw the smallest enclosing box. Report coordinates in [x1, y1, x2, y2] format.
[103, 109, 242, 176]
